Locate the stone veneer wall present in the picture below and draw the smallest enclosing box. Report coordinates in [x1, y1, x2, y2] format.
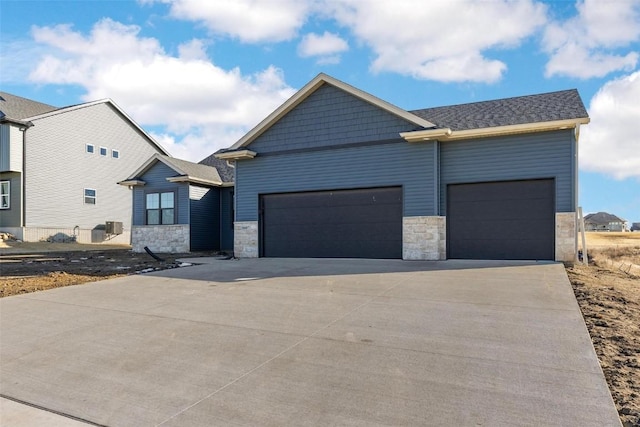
[556, 212, 576, 262]
[131, 225, 189, 253]
[403, 216, 446, 260]
[234, 221, 258, 258]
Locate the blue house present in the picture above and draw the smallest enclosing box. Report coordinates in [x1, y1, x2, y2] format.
[214, 73, 589, 261]
[119, 154, 234, 253]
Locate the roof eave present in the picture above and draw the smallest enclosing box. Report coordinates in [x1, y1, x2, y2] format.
[215, 150, 257, 160]
[400, 128, 452, 142]
[118, 179, 145, 187]
[400, 118, 590, 142]
[0, 117, 34, 128]
[166, 176, 223, 186]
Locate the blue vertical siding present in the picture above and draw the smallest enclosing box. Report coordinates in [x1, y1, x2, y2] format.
[439, 130, 575, 214]
[189, 185, 220, 251]
[248, 84, 418, 153]
[236, 142, 435, 221]
[220, 187, 234, 251]
[0, 125, 9, 171]
[132, 161, 189, 225]
[0, 172, 21, 227]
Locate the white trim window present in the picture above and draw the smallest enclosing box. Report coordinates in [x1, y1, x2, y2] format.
[0, 181, 9, 209]
[112, 149, 120, 159]
[86, 144, 95, 154]
[84, 188, 96, 205]
[99, 146, 108, 156]
[146, 191, 175, 225]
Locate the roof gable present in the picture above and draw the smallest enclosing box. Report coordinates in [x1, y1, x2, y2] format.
[25, 98, 170, 156]
[225, 73, 435, 151]
[121, 154, 224, 186]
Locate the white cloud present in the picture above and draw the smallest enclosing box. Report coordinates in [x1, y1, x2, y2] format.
[543, 0, 640, 78]
[298, 31, 348, 63]
[28, 19, 296, 161]
[580, 71, 640, 179]
[148, 0, 311, 43]
[325, 0, 546, 83]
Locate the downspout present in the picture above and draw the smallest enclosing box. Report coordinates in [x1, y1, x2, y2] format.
[20, 122, 34, 228]
[434, 140, 439, 216]
[574, 124, 581, 261]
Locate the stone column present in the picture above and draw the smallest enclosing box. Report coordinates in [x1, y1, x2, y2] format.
[403, 216, 446, 260]
[556, 212, 576, 262]
[234, 221, 259, 258]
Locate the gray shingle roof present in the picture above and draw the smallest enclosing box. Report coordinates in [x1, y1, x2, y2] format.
[199, 153, 234, 183]
[584, 212, 626, 224]
[159, 155, 223, 184]
[0, 91, 58, 120]
[410, 89, 588, 131]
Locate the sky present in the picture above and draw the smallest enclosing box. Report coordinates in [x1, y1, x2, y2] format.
[1, 0, 639, 224]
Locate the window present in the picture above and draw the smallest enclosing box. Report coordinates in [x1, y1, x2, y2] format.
[1, 181, 9, 209]
[86, 144, 94, 154]
[112, 149, 120, 159]
[146, 191, 175, 225]
[84, 188, 96, 205]
[99, 146, 107, 156]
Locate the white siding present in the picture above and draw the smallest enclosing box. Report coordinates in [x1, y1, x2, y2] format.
[24, 102, 163, 231]
[9, 125, 23, 172]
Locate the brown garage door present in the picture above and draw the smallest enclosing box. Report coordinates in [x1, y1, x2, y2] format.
[447, 179, 555, 260]
[260, 187, 402, 259]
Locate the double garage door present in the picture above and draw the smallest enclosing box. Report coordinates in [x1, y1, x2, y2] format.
[258, 179, 555, 260]
[260, 187, 402, 259]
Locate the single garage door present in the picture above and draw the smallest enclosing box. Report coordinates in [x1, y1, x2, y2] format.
[447, 179, 555, 260]
[260, 187, 402, 258]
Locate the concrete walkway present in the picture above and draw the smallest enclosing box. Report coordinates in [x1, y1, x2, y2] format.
[0, 259, 620, 426]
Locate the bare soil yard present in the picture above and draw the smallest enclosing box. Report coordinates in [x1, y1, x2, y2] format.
[1, 234, 639, 425]
[567, 232, 640, 427]
[0, 241, 222, 297]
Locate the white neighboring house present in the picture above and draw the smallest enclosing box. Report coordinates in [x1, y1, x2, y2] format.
[0, 91, 169, 244]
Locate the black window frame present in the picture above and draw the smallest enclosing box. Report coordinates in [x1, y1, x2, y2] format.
[145, 190, 176, 225]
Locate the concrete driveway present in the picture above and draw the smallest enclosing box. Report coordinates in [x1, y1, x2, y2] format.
[0, 259, 620, 426]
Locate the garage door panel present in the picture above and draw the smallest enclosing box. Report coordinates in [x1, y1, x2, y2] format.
[451, 219, 553, 241]
[261, 187, 402, 259]
[264, 205, 401, 225]
[448, 179, 555, 260]
[451, 199, 552, 220]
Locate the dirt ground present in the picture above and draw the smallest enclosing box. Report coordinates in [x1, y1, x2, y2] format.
[0, 241, 224, 297]
[567, 232, 640, 427]
[1, 234, 639, 425]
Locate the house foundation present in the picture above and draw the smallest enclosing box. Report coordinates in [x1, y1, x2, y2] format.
[131, 225, 189, 253]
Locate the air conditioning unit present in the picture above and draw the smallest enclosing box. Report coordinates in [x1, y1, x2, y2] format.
[105, 221, 123, 235]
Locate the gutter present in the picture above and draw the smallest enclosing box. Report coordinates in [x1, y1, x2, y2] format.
[400, 118, 590, 143]
[214, 150, 257, 161]
[166, 176, 224, 187]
